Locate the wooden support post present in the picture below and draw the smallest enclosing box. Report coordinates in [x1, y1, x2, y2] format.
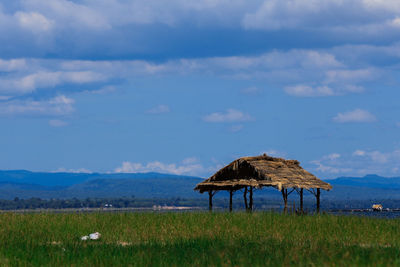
[281, 188, 288, 213]
[300, 188, 303, 213]
[208, 190, 213, 211]
[285, 189, 288, 212]
[249, 186, 253, 211]
[229, 190, 233, 212]
[243, 187, 248, 210]
[316, 188, 320, 213]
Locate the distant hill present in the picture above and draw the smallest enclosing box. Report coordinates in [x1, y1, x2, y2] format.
[1, 171, 400, 200]
[327, 174, 400, 189]
[0, 170, 204, 199]
[0, 170, 202, 186]
[0, 170, 93, 186]
[65, 177, 204, 198]
[320, 174, 400, 200]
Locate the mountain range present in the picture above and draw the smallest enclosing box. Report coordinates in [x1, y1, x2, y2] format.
[1, 170, 400, 200]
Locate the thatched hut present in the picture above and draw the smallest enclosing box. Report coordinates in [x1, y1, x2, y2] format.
[194, 154, 332, 212]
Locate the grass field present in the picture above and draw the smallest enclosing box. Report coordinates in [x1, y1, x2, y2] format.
[0, 212, 399, 266]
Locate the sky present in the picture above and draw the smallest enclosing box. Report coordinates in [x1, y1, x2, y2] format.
[0, 0, 400, 179]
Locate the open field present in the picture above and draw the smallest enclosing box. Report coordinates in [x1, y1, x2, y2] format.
[0, 212, 400, 266]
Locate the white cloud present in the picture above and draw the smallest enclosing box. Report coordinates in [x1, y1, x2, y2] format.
[284, 84, 365, 97]
[13, 72, 63, 93]
[312, 149, 400, 177]
[362, 0, 400, 12]
[146, 105, 170, 114]
[203, 108, 253, 123]
[352, 150, 392, 165]
[324, 69, 376, 84]
[368, 151, 389, 164]
[0, 42, 393, 117]
[0, 95, 74, 116]
[353, 150, 366, 156]
[23, 0, 110, 30]
[6, 0, 400, 34]
[310, 153, 346, 174]
[242, 0, 400, 34]
[206, 50, 342, 71]
[389, 17, 400, 28]
[261, 150, 287, 158]
[242, 0, 321, 30]
[333, 109, 376, 123]
[0, 45, 380, 100]
[325, 153, 341, 160]
[15, 11, 53, 33]
[0, 59, 27, 72]
[0, 71, 107, 94]
[114, 158, 204, 175]
[49, 119, 68, 127]
[284, 85, 334, 97]
[37, 0, 247, 28]
[54, 49, 344, 81]
[53, 167, 92, 173]
[0, 0, 400, 63]
[312, 161, 353, 175]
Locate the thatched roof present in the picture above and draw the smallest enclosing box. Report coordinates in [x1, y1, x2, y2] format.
[194, 154, 332, 193]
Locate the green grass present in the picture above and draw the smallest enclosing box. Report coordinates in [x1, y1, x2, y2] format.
[0, 212, 399, 266]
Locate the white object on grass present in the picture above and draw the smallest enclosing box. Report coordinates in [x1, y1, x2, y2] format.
[81, 232, 101, 241]
[89, 232, 101, 240]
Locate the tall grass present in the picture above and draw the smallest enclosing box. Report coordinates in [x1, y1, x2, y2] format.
[0, 212, 399, 266]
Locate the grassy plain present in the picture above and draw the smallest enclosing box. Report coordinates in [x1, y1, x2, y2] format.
[0, 212, 399, 266]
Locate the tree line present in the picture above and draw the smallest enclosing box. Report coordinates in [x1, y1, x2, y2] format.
[0, 196, 397, 210]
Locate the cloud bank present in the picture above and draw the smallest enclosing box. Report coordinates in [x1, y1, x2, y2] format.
[312, 149, 400, 177]
[333, 109, 376, 123]
[114, 158, 204, 175]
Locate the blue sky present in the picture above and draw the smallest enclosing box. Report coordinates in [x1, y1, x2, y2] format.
[1, 0, 400, 178]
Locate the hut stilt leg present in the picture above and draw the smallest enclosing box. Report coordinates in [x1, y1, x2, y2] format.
[208, 190, 213, 211]
[316, 188, 320, 213]
[229, 190, 233, 212]
[285, 189, 288, 212]
[243, 187, 248, 210]
[300, 188, 303, 213]
[281, 188, 288, 213]
[249, 186, 253, 211]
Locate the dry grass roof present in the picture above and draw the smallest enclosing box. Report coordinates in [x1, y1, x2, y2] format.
[194, 154, 332, 193]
